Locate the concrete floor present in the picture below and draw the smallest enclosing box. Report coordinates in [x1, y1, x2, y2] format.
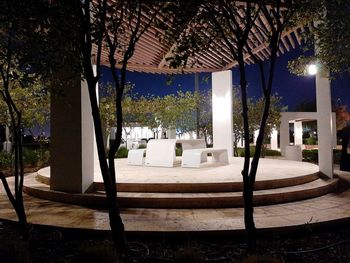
[0, 159, 349, 234]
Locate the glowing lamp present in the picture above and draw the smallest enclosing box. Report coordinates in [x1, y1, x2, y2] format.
[307, 64, 318, 75]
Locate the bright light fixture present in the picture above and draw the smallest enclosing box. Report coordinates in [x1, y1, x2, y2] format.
[307, 64, 318, 75]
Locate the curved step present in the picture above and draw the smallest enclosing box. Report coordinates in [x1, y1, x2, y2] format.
[36, 172, 319, 193]
[24, 174, 338, 208]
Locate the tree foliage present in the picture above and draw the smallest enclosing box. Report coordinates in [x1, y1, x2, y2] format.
[161, 1, 301, 251]
[288, 0, 350, 75]
[99, 82, 136, 145]
[78, 0, 165, 251]
[0, 0, 52, 239]
[232, 87, 286, 156]
[0, 83, 50, 134]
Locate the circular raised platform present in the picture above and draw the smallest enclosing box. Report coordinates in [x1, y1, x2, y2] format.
[36, 157, 320, 192]
[23, 157, 339, 208]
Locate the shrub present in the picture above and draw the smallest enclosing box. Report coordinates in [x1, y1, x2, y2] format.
[116, 146, 128, 158]
[333, 149, 341, 164]
[305, 137, 317, 145]
[23, 148, 39, 166]
[137, 144, 147, 149]
[176, 146, 182, 156]
[40, 150, 50, 166]
[237, 146, 280, 158]
[264, 149, 281, 157]
[302, 149, 342, 164]
[238, 146, 256, 157]
[0, 151, 12, 169]
[302, 149, 318, 163]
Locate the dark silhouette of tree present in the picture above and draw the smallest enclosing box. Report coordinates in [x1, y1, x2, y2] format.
[162, 0, 301, 252]
[77, 0, 164, 252]
[0, 0, 52, 239]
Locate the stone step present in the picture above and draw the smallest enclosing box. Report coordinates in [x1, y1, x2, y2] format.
[113, 178, 339, 208]
[91, 172, 319, 193]
[24, 174, 338, 209]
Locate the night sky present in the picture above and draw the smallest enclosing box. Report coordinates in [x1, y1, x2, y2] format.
[101, 46, 350, 111]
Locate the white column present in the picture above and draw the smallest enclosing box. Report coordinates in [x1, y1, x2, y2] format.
[81, 78, 95, 192]
[294, 121, 303, 145]
[167, 128, 176, 139]
[316, 69, 333, 178]
[212, 70, 233, 157]
[92, 65, 100, 175]
[3, 125, 11, 153]
[51, 73, 94, 193]
[270, 128, 278, 150]
[253, 130, 259, 145]
[331, 113, 337, 148]
[279, 115, 290, 156]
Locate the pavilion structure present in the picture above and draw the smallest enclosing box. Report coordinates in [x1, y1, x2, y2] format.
[50, 4, 335, 194]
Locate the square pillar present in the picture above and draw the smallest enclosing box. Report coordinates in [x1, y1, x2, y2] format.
[212, 70, 233, 157]
[253, 130, 259, 145]
[279, 115, 290, 156]
[270, 128, 278, 150]
[294, 121, 303, 145]
[51, 74, 94, 193]
[316, 70, 333, 178]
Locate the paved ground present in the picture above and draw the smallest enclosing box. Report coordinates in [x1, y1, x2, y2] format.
[0, 165, 349, 234]
[38, 157, 319, 184]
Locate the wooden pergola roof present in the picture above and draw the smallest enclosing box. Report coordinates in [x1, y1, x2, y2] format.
[95, 2, 304, 74]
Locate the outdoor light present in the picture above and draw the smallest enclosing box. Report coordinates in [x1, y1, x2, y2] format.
[307, 64, 318, 75]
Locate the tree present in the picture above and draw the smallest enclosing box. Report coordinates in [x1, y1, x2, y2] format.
[0, 82, 50, 135]
[0, 0, 51, 239]
[130, 91, 198, 139]
[162, 1, 301, 251]
[335, 105, 350, 131]
[99, 82, 137, 148]
[232, 87, 285, 157]
[288, 0, 350, 76]
[77, 0, 164, 251]
[197, 90, 213, 146]
[232, 87, 254, 157]
[158, 91, 197, 136]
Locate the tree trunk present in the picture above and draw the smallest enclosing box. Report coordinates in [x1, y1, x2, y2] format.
[15, 200, 29, 239]
[243, 184, 256, 252]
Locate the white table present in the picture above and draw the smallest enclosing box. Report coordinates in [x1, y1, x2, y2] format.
[176, 139, 206, 150]
[142, 139, 207, 168]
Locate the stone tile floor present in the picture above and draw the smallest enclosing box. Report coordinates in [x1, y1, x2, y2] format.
[0, 166, 349, 234]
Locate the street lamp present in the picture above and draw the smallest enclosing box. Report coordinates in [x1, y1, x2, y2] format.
[307, 64, 318, 75]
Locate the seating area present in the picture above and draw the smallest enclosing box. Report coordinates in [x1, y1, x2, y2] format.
[127, 139, 229, 168]
[181, 148, 229, 168]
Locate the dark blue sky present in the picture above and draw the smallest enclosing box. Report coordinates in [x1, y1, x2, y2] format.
[101, 46, 349, 110]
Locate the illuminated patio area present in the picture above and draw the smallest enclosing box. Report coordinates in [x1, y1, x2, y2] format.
[1, 157, 350, 234]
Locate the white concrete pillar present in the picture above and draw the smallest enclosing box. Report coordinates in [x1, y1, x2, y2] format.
[3, 126, 11, 153]
[270, 128, 278, 150]
[167, 128, 176, 139]
[212, 70, 233, 157]
[279, 115, 290, 156]
[50, 73, 94, 193]
[316, 69, 333, 178]
[294, 121, 303, 145]
[93, 65, 99, 172]
[253, 130, 259, 145]
[81, 78, 95, 191]
[331, 113, 337, 148]
[5, 125, 9, 141]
